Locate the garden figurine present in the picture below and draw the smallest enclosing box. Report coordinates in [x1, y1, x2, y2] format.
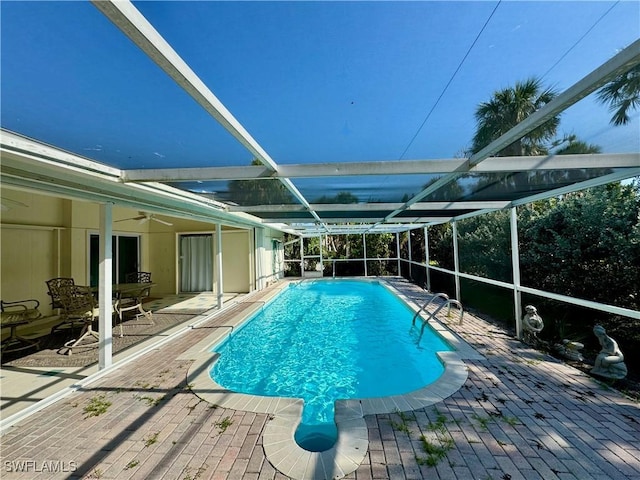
[522, 305, 544, 345]
[591, 325, 627, 380]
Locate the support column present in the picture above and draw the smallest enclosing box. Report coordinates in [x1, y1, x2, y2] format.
[424, 226, 431, 292]
[363, 233, 368, 277]
[396, 232, 401, 274]
[255, 228, 265, 290]
[299, 237, 304, 275]
[510, 207, 523, 339]
[408, 231, 413, 280]
[452, 221, 461, 301]
[319, 234, 324, 276]
[216, 224, 224, 309]
[98, 203, 113, 370]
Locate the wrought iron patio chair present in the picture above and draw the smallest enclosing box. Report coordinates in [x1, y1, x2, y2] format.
[46, 277, 75, 310]
[1, 299, 41, 354]
[48, 278, 91, 336]
[56, 285, 99, 355]
[125, 271, 152, 284]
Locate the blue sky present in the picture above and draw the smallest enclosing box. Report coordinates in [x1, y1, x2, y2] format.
[1, 1, 639, 173]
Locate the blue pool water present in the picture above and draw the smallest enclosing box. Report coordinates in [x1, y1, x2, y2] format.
[210, 279, 452, 451]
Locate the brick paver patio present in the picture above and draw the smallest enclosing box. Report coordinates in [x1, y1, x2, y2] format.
[1, 280, 638, 479]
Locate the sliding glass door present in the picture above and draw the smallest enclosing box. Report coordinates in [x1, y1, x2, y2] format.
[90, 234, 140, 287]
[179, 234, 213, 292]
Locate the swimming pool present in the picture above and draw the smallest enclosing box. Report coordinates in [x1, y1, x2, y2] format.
[210, 279, 453, 451]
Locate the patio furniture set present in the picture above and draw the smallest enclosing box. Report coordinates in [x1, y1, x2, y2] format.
[1, 272, 154, 356]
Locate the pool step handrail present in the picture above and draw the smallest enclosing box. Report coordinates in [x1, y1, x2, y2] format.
[412, 292, 450, 325]
[446, 299, 464, 325]
[412, 293, 465, 338]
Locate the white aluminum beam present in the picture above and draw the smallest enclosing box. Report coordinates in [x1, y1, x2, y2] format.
[259, 217, 385, 223]
[230, 201, 510, 213]
[122, 153, 639, 182]
[509, 167, 640, 206]
[452, 221, 460, 300]
[216, 224, 224, 308]
[1, 129, 121, 177]
[444, 168, 640, 226]
[428, 263, 640, 320]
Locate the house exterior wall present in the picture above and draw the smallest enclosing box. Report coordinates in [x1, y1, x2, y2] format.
[1, 191, 68, 315]
[1, 188, 285, 317]
[221, 230, 251, 293]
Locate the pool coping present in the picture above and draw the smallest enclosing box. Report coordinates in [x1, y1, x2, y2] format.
[183, 277, 483, 480]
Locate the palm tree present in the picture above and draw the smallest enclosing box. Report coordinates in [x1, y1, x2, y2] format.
[596, 64, 640, 126]
[551, 135, 606, 184]
[555, 134, 602, 155]
[471, 77, 560, 156]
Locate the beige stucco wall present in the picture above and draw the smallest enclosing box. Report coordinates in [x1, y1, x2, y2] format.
[1, 191, 68, 314]
[222, 230, 251, 293]
[1, 188, 285, 315]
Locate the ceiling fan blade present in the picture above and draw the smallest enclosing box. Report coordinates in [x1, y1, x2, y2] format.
[152, 217, 173, 226]
[1, 197, 29, 211]
[112, 212, 172, 225]
[115, 215, 146, 223]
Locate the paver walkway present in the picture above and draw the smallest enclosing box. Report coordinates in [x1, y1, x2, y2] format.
[1, 279, 638, 479]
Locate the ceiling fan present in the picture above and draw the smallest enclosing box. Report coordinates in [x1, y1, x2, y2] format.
[115, 211, 173, 226]
[1, 197, 29, 211]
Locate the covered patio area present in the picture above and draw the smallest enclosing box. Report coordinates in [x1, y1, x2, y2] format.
[0, 292, 246, 421]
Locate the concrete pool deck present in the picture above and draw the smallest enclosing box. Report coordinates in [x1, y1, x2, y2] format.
[1, 278, 639, 479]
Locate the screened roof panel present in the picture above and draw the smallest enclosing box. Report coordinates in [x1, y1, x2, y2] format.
[131, 1, 639, 164]
[396, 209, 474, 219]
[289, 175, 439, 204]
[1, 2, 639, 236]
[249, 211, 317, 222]
[0, 1, 254, 169]
[419, 167, 626, 203]
[550, 89, 640, 155]
[168, 179, 303, 207]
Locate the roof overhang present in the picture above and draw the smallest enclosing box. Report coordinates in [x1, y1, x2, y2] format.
[0, 129, 266, 230]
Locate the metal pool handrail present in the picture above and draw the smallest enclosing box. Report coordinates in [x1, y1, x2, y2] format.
[412, 293, 465, 341]
[412, 292, 451, 325]
[446, 299, 464, 325]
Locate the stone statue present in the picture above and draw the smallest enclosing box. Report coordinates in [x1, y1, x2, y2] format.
[555, 339, 584, 362]
[522, 305, 544, 344]
[590, 325, 627, 380]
